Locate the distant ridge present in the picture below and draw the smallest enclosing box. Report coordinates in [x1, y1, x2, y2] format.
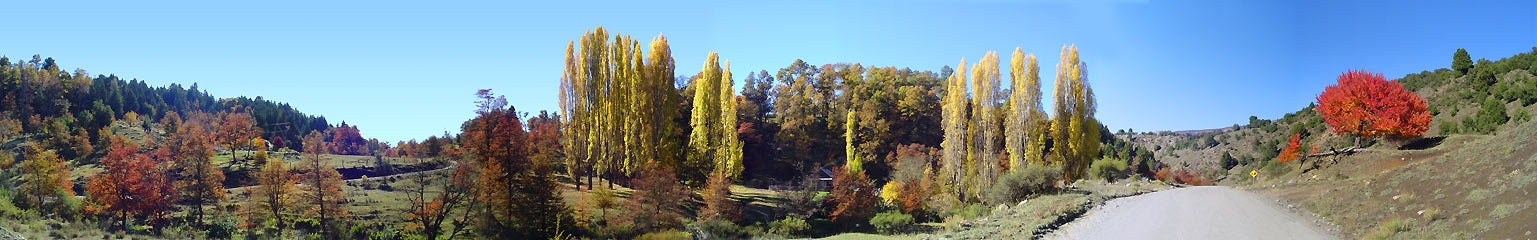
[1173, 127, 1236, 135]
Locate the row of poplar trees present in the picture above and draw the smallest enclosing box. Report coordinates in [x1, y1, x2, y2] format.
[559, 26, 743, 189]
[940, 45, 1099, 202]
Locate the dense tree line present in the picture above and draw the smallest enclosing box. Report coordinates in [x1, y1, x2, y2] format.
[0, 55, 333, 153]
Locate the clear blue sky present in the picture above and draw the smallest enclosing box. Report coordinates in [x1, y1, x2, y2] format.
[2, 0, 1533, 142]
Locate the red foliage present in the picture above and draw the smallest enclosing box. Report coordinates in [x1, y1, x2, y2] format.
[698, 172, 742, 222]
[1316, 70, 1431, 140]
[328, 123, 366, 155]
[1172, 169, 1211, 186]
[1277, 133, 1302, 163]
[270, 136, 286, 150]
[1154, 168, 1171, 182]
[827, 166, 877, 229]
[86, 136, 174, 227]
[1152, 167, 1211, 186]
[623, 162, 689, 233]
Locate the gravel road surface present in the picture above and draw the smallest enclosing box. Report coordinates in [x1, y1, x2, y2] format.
[1048, 186, 1336, 240]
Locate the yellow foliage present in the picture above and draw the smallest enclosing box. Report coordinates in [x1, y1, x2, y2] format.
[880, 182, 902, 205]
[124, 111, 140, 123]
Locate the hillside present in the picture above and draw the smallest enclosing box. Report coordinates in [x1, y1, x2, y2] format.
[1122, 48, 1537, 238]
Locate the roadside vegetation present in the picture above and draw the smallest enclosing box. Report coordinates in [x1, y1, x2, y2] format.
[1122, 47, 1537, 238]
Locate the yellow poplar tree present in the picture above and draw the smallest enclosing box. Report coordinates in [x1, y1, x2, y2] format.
[967, 51, 1002, 200]
[939, 58, 969, 200]
[1050, 45, 1100, 181]
[1006, 48, 1047, 169]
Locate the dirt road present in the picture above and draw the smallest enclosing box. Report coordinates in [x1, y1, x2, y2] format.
[1048, 186, 1336, 240]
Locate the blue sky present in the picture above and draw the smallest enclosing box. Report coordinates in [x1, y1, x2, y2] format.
[2, 0, 1533, 142]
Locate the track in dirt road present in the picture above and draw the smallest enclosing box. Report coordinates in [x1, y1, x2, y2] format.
[1048, 186, 1336, 240]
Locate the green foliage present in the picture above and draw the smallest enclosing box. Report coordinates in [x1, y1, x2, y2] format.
[767, 216, 810, 237]
[1513, 108, 1532, 124]
[1453, 48, 1473, 75]
[869, 210, 914, 234]
[984, 164, 1062, 205]
[692, 219, 749, 239]
[1088, 157, 1128, 181]
[1220, 152, 1238, 170]
[1462, 96, 1508, 134]
[1261, 158, 1291, 177]
[957, 204, 991, 220]
[633, 229, 692, 240]
[1438, 120, 1460, 135]
[0, 191, 23, 220]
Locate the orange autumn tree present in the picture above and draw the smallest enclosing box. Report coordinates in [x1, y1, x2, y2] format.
[86, 136, 173, 229]
[246, 150, 297, 234]
[19, 145, 73, 216]
[299, 130, 348, 239]
[1316, 70, 1431, 145]
[1277, 133, 1303, 165]
[465, 89, 567, 239]
[216, 108, 261, 167]
[173, 112, 226, 227]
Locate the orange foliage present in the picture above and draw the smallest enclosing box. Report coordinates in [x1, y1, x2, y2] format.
[1277, 133, 1302, 163]
[1153, 167, 1211, 186]
[828, 166, 877, 229]
[406, 156, 474, 240]
[172, 113, 226, 226]
[86, 136, 174, 227]
[215, 109, 261, 162]
[623, 162, 689, 233]
[1316, 70, 1431, 140]
[699, 172, 741, 222]
[299, 130, 349, 238]
[895, 178, 930, 214]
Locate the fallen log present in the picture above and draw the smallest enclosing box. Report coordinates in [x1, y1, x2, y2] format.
[1307, 146, 1367, 158]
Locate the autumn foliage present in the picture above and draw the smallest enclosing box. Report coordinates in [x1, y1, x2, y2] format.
[86, 136, 175, 228]
[827, 166, 877, 229]
[623, 162, 690, 233]
[1316, 70, 1431, 141]
[1277, 133, 1302, 163]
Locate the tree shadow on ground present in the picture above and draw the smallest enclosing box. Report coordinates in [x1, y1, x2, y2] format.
[1398, 136, 1445, 150]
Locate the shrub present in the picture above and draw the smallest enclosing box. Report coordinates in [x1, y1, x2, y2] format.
[698, 172, 740, 222]
[767, 216, 810, 237]
[1438, 121, 1460, 135]
[692, 219, 747, 239]
[777, 174, 823, 219]
[827, 167, 877, 230]
[926, 193, 962, 218]
[624, 163, 689, 233]
[1463, 96, 1509, 134]
[1220, 152, 1238, 170]
[958, 204, 990, 219]
[1088, 158, 1128, 181]
[633, 229, 691, 240]
[870, 210, 914, 234]
[985, 164, 1062, 205]
[0, 194, 23, 220]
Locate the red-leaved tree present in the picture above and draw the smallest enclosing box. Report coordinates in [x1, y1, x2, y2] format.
[1277, 133, 1302, 164]
[1316, 70, 1431, 143]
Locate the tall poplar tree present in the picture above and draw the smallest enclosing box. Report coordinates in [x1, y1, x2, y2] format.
[717, 61, 743, 179]
[1005, 48, 1046, 169]
[939, 58, 969, 200]
[689, 52, 723, 179]
[560, 28, 681, 188]
[967, 51, 1002, 200]
[1050, 45, 1099, 181]
[688, 52, 742, 180]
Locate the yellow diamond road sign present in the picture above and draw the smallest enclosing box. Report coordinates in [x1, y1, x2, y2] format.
[1250, 169, 1258, 178]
